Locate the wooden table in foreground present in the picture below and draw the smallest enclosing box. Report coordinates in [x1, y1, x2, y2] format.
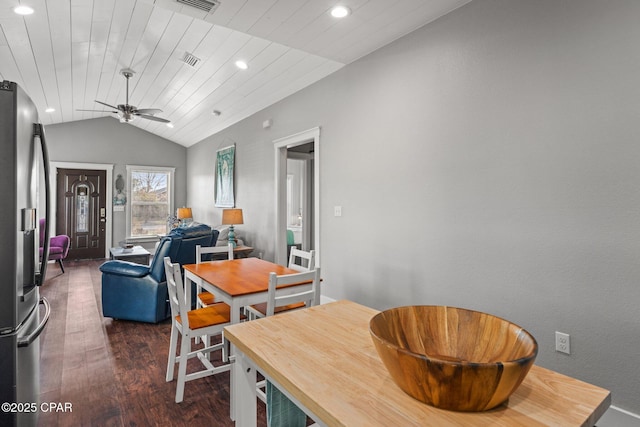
[224, 300, 611, 427]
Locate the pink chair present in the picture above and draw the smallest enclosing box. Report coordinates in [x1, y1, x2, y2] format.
[39, 219, 70, 273]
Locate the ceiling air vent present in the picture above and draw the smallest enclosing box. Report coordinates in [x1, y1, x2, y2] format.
[176, 0, 220, 13]
[180, 52, 201, 68]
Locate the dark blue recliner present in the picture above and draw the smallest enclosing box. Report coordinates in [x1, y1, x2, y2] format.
[100, 224, 219, 323]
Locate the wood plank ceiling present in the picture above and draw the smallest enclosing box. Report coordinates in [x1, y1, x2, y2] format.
[0, 0, 471, 147]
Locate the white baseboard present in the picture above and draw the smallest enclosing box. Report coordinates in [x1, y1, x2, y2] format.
[320, 295, 336, 304]
[597, 406, 640, 426]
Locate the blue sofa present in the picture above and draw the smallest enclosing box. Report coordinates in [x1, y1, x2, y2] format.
[100, 224, 219, 323]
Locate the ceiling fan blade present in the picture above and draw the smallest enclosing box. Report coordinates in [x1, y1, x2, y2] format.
[77, 109, 119, 113]
[95, 100, 120, 110]
[137, 114, 170, 123]
[135, 108, 163, 115]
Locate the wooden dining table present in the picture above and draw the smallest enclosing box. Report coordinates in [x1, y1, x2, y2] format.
[224, 300, 611, 427]
[183, 257, 307, 324]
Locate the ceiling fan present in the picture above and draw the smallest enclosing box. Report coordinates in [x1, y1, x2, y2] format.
[78, 68, 170, 124]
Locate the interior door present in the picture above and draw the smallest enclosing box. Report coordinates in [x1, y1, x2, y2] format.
[286, 143, 314, 252]
[56, 168, 106, 260]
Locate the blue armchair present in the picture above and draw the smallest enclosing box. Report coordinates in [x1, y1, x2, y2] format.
[100, 224, 219, 323]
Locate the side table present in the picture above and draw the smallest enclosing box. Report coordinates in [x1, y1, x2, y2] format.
[109, 246, 151, 265]
[233, 245, 254, 258]
[210, 245, 254, 260]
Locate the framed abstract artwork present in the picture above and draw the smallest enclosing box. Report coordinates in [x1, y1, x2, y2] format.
[215, 144, 235, 207]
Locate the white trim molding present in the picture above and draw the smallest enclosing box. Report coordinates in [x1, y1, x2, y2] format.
[598, 405, 640, 426]
[274, 127, 320, 266]
[125, 164, 175, 240]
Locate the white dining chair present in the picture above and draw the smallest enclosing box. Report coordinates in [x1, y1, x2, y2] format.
[265, 267, 320, 316]
[163, 257, 232, 403]
[253, 267, 321, 404]
[288, 248, 315, 272]
[254, 267, 321, 427]
[195, 243, 233, 307]
[245, 249, 316, 320]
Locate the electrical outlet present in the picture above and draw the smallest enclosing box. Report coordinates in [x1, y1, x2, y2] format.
[555, 331, 570, 354]
[334, 206, 342, 217]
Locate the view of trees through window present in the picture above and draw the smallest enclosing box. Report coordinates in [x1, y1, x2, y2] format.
[130, 170, 170, 237]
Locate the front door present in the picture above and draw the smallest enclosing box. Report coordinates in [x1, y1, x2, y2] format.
[56, 168, 107, 259]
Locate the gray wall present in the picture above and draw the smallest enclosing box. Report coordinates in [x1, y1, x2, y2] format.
[46, 117, 187, 246]
[187, 0, 640, 413]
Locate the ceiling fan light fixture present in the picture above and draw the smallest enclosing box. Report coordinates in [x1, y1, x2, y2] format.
[79, 68, 169, 124]
[119, 112, 135, 123]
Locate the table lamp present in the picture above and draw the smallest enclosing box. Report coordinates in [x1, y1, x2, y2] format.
[222, 208, 243, 247]
[176, 207, 193, 227]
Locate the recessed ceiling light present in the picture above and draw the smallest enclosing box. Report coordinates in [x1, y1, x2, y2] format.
[166, 122, 174, 128]
[212, 110, 221, 116]
[45, 107, 55, 113]
[330, 5, 350, 18]
[14, 5, 34, 15]
[235, 60, 248, 70]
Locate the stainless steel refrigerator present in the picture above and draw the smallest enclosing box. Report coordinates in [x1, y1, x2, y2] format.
[0, 81, 51, 427]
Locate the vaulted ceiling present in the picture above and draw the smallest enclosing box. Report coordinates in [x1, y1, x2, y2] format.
[0, 0, 471, 147]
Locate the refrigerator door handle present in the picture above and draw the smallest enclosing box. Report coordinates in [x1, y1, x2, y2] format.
[17, 297, 50, 347]
[34, 123, 51, 286]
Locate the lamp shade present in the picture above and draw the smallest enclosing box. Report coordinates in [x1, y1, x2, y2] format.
[176, 207, 193, 219]
[222, 208, 244, 225]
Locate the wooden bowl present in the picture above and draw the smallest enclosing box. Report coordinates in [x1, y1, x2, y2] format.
[369, 305, 538, 412]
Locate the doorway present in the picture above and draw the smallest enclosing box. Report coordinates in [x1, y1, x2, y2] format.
[274, 128, 320, 266]
[57, 168, 107, 260]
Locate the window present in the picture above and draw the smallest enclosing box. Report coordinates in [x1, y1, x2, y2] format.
[126, 165, 175, 239]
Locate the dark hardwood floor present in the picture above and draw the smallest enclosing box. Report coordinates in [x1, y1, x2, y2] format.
[37, 259, 267, 427]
